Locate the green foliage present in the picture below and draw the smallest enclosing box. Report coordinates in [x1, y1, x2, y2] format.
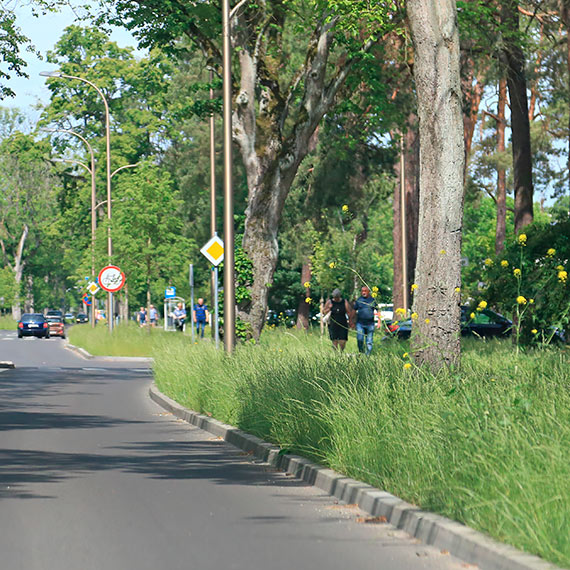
[476, 221, 570, 345]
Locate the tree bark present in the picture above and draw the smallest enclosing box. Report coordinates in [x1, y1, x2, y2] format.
[296, 260, 311, 330]
[496, 78, 508, 254]
[10, 224, 28, 320]
[500, 0, 533, 233]
[408, 0, 465, 371]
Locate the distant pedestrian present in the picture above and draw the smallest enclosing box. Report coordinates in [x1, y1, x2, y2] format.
[172, 302, 186, 332]
[193, 298, 209, 338]
[353, 286, 377, 355]
[137, 307, 147, 327]
[149, 304, 158, 327]
[323, 288, 353, 352]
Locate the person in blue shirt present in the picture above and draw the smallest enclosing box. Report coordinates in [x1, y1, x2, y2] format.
[353, 286, 377, 355]
[172, 302, 186, 332]
[193, 298, 209, 338]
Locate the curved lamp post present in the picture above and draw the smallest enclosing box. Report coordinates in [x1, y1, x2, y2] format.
[43, 128, 98, 328]
[40, 70, 115, 331]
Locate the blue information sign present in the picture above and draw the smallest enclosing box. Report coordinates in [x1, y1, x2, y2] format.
[165, 286, 176, 299]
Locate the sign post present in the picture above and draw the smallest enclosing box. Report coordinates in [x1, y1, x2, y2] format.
[200, 235, 224, 349]
[189, 264, 195, 343]
[98, 265, 125, 332]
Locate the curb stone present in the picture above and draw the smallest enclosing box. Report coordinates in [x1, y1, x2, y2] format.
[149, 382, 563, 570]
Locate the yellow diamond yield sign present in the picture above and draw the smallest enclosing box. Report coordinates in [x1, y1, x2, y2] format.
[87, 282, 100, 295]
[200, 235, 224, 266]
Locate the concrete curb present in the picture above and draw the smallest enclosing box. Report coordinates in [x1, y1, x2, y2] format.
[64, 341, 153, 363]
[149, 382, 562, 570]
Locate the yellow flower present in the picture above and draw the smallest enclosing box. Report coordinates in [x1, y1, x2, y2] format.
[329, 262, 336, 269]
[372, 286, 379, 293]
[529, 298, 534, 304]
[513, 268, 521, 278]
[440, 249, 447, 255]
[403, 363, 412, 370]
[411, 312, 418, 320]
[411, 283, 418, 292]
[501, 260, 509, 268]
[478, 300, 487, 310]
[556, 265, 564, 271]
[371, 292, 378, 298]
[547, 248, 556, 257]
[342, 204, 349, 213]
[303, 281, 311, 288]
[454, 287, 461, 293]
[470, 312, 476, 319]
[425, 318, 430, 324]
[559, 270, 568, 283]
[531, 329, 538, 334]
[490, 378, 496, 382]
[395, 307, 406, 315]
[305, 297, 312, 303]
[516, 296, 527, 305]
[484, 258, 493, 267]
[403, 352, 408, 358]
[518, 233, 527, 245]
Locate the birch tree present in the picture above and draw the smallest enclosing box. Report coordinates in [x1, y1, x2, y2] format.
[407, 0, 465, 370]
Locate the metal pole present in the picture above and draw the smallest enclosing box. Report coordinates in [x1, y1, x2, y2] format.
[189, 264, 195, 343]
[222, 0, 235, 352]
[400, 135, 409, 313]
[209, 68, 218, 345]
[214, 266, 220, 349]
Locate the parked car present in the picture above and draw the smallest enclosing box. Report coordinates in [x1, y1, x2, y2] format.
[17, 313, 50, 339]
[64, 312, 75, 323]
[46, 316, 66, 338]
[266, 309, 296, 327]
[377, 303, 394, 322]
[385, 307, 512, 340]
[46, 309, 63, 319]
[76, 313, 89, 324]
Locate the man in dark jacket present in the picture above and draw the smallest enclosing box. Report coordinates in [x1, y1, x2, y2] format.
[353, 286, 377, 355]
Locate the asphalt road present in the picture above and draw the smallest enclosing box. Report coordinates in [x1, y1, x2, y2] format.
[0, 330, 465, 570]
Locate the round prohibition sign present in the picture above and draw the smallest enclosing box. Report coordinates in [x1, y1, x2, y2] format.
[98, 265, 126, 293]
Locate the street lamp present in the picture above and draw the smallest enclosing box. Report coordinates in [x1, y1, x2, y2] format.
[40, 70, 115, 331]
[43, 128, 98, 328]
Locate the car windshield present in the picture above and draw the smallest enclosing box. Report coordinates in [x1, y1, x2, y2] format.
[47, 316, 63, 323]
[21, 313, 45, 322]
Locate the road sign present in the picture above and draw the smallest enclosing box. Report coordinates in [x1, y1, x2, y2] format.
[87, 282, 100, 295]
[82, 294, 92, 306]
[165, 286, 176, 299]
[200, 235, 224, 266]
[98, 265, 126, 293]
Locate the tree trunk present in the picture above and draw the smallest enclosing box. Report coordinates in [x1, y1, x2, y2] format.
[500, 0, 533, 233]
[496, 78, 508, 254]
[296, 260, 311, 330]
[408, 0, 465, 371]
[560, 1, 570, 206]
[10, 224, 28, 321]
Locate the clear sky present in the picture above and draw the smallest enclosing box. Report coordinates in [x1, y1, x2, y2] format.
[4, 2, 139, 119]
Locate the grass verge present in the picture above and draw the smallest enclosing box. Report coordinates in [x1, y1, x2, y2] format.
[0, 315, 16, 330]
[152, 329, 569, 568]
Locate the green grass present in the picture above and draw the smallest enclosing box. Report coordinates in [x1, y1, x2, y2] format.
[152, 329, 570, 568]
[67, 321, 187, 356]
[0, 315, 16, 330]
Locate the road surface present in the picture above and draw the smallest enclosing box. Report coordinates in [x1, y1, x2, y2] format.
[0, 330, 464, 570]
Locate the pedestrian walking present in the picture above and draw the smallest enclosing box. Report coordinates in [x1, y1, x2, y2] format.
[137, 306, 147, 328]
[149, 304, 158, 327]
[193, 298, 209, 338]
[323, 288, 353, 352]
[353, 286, 377, 355]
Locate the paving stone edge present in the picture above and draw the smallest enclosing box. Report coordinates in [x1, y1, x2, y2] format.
[149, 382, 563, 570]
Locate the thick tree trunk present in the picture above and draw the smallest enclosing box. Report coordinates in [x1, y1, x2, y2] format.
[500, 0, 533, 233]
[560, 2, 570, 205]
[408, 0, 465, 371]
[496, 78, 508, 255]
[296, 260, 311, 330]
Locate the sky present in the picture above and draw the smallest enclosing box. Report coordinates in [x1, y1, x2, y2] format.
[4, 1, 139, 119]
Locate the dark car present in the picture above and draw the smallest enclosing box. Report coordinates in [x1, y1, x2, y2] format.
[46, 309, 63, 319]
[17, 313, 50, 339]
[386, 307, 512, 340]
[46, 316, 66, 338]
[76, 313, 89, 324]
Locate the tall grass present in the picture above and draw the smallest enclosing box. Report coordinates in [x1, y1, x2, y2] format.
[68, 321, 179, 356]
[0, 315, 16, 330]
[153, 329, 570, 568]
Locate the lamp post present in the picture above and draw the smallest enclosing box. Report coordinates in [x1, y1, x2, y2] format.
[222, 0, 235, 353]
[43, 128, 97, 328]
[40, 70, 115, 331]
